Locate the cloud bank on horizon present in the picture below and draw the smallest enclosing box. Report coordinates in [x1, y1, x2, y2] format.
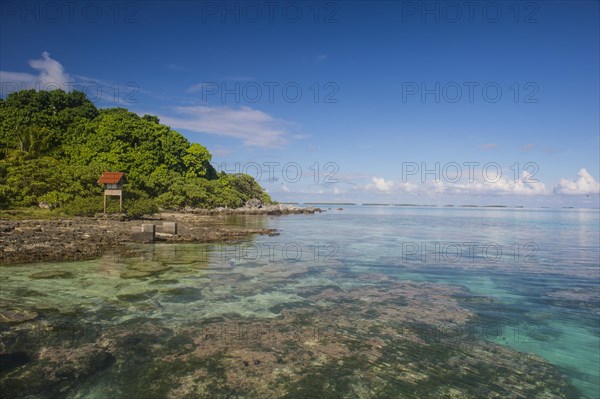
[367, 168, 599, 196]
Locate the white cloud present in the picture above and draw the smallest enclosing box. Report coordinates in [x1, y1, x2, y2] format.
[0, 52, 134, 105]
[275, 169, 599, 205]
[28, 51, 71, 87]
[396, 181, 418, 193]
[554, 168, 600, 195]
[159, 105, 291, 147]
[0, 71, 37, 84]
[360, 171, 549, 197]
[439, 175, 549, 196]
[368, 177, 394, 192]
[0, 52, 71, 90]
[281, 184, 290, 193]
[401, 170, 548, 196]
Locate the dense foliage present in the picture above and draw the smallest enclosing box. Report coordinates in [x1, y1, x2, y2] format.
[0, 90, 272, 216]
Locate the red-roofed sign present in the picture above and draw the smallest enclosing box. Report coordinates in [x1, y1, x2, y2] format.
[98, 172, 125, 185]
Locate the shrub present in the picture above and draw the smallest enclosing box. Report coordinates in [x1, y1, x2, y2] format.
[38, 191, 72, 209]
[125, 198, 158, 219]
[61, 196, 103, 216]
[156, 192, 185, 210]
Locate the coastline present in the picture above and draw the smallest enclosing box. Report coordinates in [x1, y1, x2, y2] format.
[0, 205, 322, 266]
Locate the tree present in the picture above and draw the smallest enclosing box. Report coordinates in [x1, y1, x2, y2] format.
[0, 89, 272, 212]
[183, 143, 216, 178]
[14, 126, 52, 158]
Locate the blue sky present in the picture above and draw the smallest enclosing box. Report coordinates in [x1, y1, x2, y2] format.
[1, 1, 599, 207]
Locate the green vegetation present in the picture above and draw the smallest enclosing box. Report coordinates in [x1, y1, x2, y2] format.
[0, 90, 272, 217]
[0, 207, 59, 220]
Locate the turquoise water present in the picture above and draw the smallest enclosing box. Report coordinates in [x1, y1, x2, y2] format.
[268, 206, 600, 396]
[1, 207, 598, 398]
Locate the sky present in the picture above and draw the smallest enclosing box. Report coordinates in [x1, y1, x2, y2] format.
[1, 0, 599, 207]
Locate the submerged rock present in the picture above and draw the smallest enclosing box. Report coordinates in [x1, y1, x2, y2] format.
[120, 261, 172, 279]
[0, 309, 38, 324]
[116, 290, 158, 302]
[0, 344, 116, 398]
[126, 261, 171, 274]
[120, 270, 156, 279]
[0, 264, 583, 398]
[0, 352, 32, 373]
[29, 271, 73, 279]
[160, 287, 203, 303]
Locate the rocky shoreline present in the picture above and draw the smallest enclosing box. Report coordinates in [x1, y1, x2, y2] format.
[181, 203, 323, 215]
[0, 205, 321, 266]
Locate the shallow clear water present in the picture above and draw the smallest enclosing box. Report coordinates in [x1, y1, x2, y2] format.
[1, 207, 598, 398]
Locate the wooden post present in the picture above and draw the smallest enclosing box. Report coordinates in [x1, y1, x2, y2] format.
[103, 192, 107, 214]
[119, 192, 122, 213]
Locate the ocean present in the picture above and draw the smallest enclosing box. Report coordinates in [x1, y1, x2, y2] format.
[1, 206, 598, 398]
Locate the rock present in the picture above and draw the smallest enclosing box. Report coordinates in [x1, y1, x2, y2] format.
[120, 270, 155, 279]
[0, 224, 15, 233]
[126, 261, 170, 274]
[0, 211, 314, 265]
[30, 271, 73, 279]
[0, 309, 38, 324]
[0, 344, 116, 398]
[160, 287, 203, 303]
[0, 352, 32, 372]
[245, 198, 263, 208]
[120, 261, 171, 279]
[178, 205, 322, 215]
[117, 290, 158, 302]
[38, 201, 50, 209]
